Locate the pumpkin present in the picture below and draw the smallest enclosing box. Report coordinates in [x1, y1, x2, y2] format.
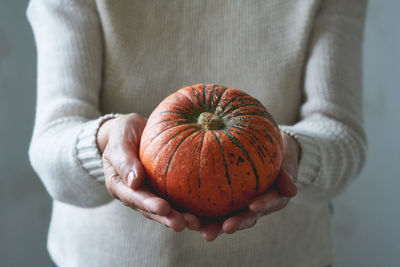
[139, 84, 282, 217]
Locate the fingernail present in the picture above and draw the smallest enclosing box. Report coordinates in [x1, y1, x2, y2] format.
[127, 171, 135, 187]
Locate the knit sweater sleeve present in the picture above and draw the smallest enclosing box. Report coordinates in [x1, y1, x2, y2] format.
[27, 0, 115, 207]
[280, 0, 368, 203]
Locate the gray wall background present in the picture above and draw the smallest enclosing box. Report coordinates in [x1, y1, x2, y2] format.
[0, 1, 399, 266]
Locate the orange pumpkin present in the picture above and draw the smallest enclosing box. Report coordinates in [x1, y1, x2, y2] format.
[139, 84, 282, 217]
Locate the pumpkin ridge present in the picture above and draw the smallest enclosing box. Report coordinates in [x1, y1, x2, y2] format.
[197, 131, 206, 189]
[232, 109, 279, 132]
[185, 132, 205, 195]
[191, 86, 203, 111]
[159, 111, 199, 122]
[228, 125, 273, 162]
[209, 84, 217, 111]
[203, 83, 208, 111]
[213, 86, 229, 113]
[232, 121, 281, 145]
[164, 129, 202, 199]
[162, 101, 195, 114]
[147, 118, 190, 129]
[144, 125, 195, 163]
[212, 131, 234, 206]
[222, 130, 260, 191]
[215, 93, 248, 115]
[177, 91, 200, 113]
[220, 103, 265, 119]
[228, 127, 266, 164]
[224, 110, 271, 121]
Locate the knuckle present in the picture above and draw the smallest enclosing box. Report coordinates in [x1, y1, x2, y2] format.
[110, 174, 121, 185]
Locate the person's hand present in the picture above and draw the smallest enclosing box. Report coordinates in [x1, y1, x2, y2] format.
[97, 113, 201, 232]
[198, 131, 301, 241]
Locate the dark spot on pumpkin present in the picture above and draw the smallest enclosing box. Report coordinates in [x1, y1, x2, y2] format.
[247, 172, 250, 175]
[230, 160, 234, 164]
[229, 153, 235, 158]
[207, 198, 211, 202]
[231, 200, 234, 206]
[273, 152, 277, 158]
[236, 155, 244, 166]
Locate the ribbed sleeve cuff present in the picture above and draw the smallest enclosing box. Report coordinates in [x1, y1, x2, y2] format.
[279, 125, 321, 188]
[76, 113, 121, 183]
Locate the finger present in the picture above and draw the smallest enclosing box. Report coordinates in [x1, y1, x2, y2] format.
[276, 168, 297, 197]
[222, 210, 257, 234]
[200, 220, 223, 241]
[141, 209, 186, 232]
[104, 159, 171, 216]
[182, 213, 201, 231]
[105, 135, 146, 189]
[248, 190, 289, 214]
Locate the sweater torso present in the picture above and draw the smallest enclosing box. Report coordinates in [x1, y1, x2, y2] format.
[97, 0, 318, 125]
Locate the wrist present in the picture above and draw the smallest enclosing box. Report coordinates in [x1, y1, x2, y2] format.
[290, 135, 301, 162]
[281, 130, 301, 162]
[97, 116, 117, 154]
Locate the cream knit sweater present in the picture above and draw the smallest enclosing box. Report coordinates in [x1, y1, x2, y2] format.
[27, 0, 367, 266]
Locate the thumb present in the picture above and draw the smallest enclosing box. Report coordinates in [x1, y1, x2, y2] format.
[104, 138, 146, 189]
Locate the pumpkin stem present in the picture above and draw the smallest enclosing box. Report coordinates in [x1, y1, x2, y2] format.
[197, 112, 224, 130]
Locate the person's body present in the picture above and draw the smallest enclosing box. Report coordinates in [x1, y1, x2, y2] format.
[27, 0, 367, 266]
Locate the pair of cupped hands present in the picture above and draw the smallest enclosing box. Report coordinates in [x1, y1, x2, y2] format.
[97, 113, 300, 241]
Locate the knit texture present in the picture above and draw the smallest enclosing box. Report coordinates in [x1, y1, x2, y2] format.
[27, 0, 367, 266]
